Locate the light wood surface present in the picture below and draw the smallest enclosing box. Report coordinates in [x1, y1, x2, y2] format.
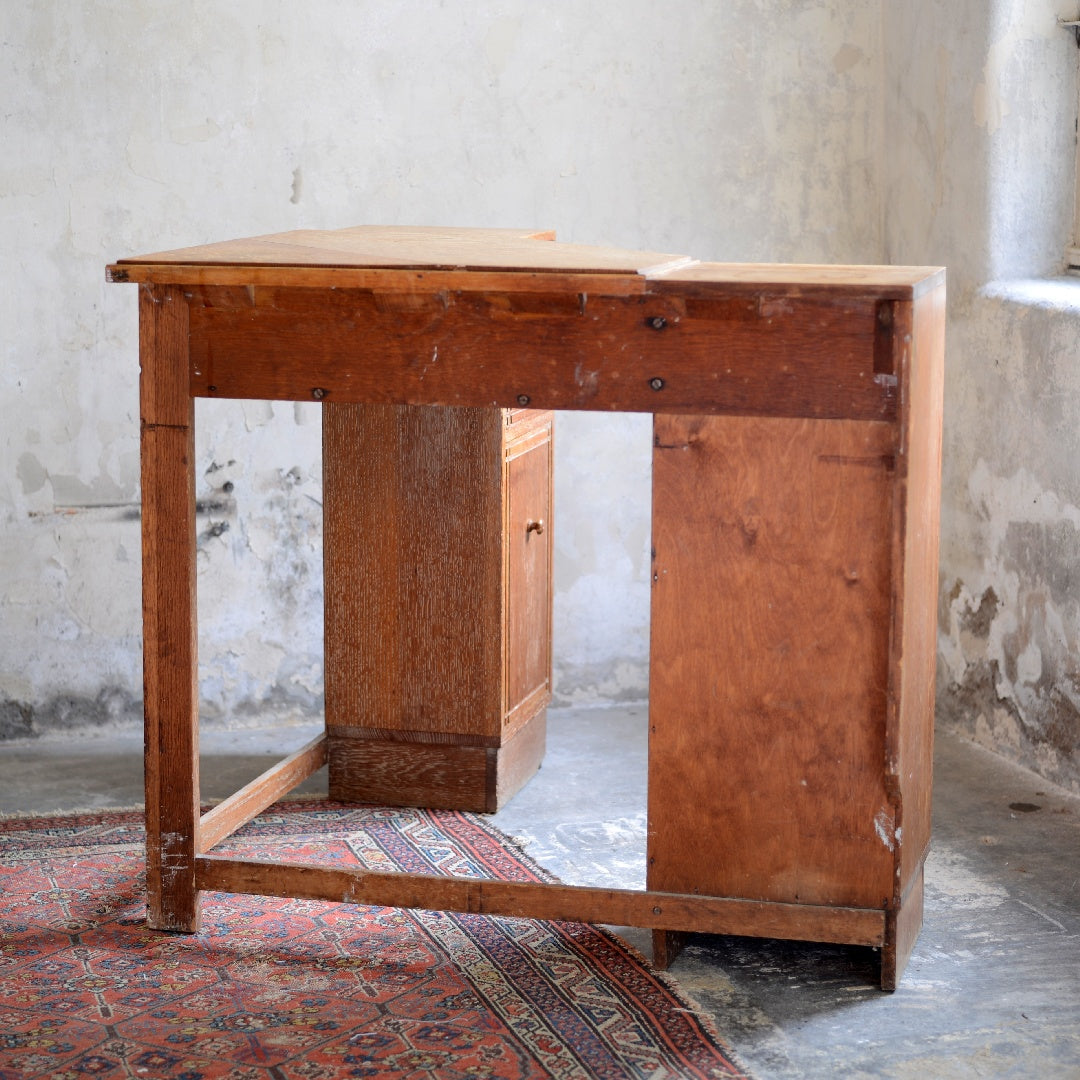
[656, 261, 945, 298]
[108, 225, 692, 281]
[113, 228, 945, 990]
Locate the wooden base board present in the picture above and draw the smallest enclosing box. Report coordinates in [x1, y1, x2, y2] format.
[327, 709, 546, 813]
[653, 860, 926, 987]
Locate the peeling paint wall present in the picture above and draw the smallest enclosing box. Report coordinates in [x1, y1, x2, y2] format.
[1, 1, 885, 734]
[7, 2, 1080, 796]
[886, 1, 1080, 792]
[937, 290, 1080, 793]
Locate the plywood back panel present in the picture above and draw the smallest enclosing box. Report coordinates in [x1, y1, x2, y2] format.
[648, 414, 897, 909]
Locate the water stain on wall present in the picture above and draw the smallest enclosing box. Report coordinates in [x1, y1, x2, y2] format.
[939, 470, 1080, 794]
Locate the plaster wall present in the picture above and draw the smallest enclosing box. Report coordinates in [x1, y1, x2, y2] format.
[886, 0, 1080, 792]
[1, 1, 884, 736]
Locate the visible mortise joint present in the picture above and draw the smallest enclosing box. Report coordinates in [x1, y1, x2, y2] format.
[873, 300, 897, 376]
[141, 420, 191, 432]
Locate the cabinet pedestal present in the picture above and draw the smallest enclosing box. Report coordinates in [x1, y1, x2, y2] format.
[323, 404, 553, 813]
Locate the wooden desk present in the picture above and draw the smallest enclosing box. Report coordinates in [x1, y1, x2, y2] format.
[108, 226, 945, 990]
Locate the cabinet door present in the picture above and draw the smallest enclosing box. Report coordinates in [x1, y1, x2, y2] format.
[504, 423, 553, 730]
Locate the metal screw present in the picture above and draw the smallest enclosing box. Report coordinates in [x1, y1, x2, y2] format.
[517, 394, 531, 406]
[311, 387, 328, 400]
[648, 315, 668, 331]
[207, 385, 217, 393]
[649, 377, 665, 391]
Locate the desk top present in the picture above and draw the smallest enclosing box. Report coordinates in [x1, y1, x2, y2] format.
[108, 226, 943, 299]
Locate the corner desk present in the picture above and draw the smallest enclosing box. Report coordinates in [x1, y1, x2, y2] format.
[107, 227, 945, 990]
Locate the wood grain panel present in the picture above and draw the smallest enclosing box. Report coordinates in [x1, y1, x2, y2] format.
[328, 738, 494, 812]
[648, 414, 897, 909]
[324, 403, 503, 740]
[186, 288, 892, 420]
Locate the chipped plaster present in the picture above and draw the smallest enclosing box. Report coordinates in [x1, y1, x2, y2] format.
[7, 1, 1080, 797]
[1, 1, 885, 736]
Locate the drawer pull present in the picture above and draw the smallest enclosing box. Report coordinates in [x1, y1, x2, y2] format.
[526, 519, 545, 536]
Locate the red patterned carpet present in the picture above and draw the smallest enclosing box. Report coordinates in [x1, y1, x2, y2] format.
[0, 801, 747, 1079]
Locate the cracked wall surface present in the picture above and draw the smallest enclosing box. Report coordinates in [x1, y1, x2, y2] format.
[1, 1, 884, 734]
[7, 1, 1080, 796]
[936, 295, 1080, 793]
[886, 0, 1080, 792]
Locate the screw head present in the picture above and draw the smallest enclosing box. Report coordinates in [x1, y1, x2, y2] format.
[311, 387, 328, 400]
[516, 394, 531, 406]
[649, 377, 665, 391]
[648, 315, 668, 331]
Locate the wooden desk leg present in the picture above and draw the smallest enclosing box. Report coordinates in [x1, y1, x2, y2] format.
[140, 284, 201, 932]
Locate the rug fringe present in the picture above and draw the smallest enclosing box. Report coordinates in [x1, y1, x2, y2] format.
[0, 804, 145, 821]
[591, 922, 751, 1076]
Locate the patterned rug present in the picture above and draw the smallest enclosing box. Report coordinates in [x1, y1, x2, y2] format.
[0, 801, 747, 1079]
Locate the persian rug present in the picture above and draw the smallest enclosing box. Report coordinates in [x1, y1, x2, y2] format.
[0, 801, 748, 1079]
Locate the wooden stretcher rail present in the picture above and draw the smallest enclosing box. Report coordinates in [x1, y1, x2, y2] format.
[199, 733, 329, 852]
[194, 853, 887, 947]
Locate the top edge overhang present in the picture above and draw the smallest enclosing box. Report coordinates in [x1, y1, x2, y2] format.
[107, 226, 944, 300]
[108, 226, 692, 282]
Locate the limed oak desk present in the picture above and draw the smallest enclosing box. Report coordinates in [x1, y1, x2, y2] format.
[108, 227, 945, 990]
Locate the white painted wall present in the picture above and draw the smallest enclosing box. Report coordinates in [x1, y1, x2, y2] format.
[1, 1, 885, 735]
[7, 0, 1080, 797]
[885, 0, 1080, 792]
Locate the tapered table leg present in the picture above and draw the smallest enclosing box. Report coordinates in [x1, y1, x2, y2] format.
[139, 284, 201, 932]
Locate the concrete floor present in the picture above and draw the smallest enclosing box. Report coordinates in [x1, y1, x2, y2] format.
[2, 705, 1078, 1078]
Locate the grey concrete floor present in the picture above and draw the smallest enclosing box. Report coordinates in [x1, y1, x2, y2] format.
[2, 705, 1078, 1078]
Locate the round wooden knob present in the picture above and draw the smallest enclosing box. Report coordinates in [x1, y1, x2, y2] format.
[526, 519, 545, 535]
